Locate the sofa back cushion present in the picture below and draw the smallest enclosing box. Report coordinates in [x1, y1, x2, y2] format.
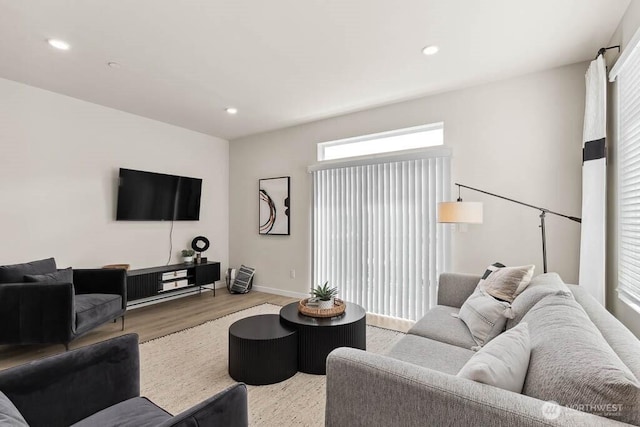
[0, 258, 57, 284]
[569, 284, 640, 389]
[0, 391, 28, 426]
[506, 273, 572, 329]
[522, 293, 640, 425]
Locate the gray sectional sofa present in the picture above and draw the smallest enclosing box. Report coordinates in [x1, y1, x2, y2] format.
[326, 272, 640, 426]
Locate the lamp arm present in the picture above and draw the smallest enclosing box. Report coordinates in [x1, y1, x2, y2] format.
[455, 183, 581, 224]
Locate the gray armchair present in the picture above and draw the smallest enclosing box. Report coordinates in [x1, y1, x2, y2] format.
[0, 334, 248, 427]
[0, 258, 127, 349]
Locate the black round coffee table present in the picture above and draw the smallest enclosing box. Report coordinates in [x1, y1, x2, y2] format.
[228, 314, 297, 385]
[279, 302, 366, 375]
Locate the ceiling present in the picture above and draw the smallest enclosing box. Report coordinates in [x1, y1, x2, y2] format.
[0, 0, 631, 140]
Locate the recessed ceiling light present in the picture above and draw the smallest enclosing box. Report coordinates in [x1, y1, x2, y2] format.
[107, 61, 121, 69]
[422, 45, 439, 56]
[226, 107, 238, 115]
[47, 39, 70, 50]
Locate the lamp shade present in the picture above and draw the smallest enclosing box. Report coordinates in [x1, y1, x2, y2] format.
[437, 201, 483, 224]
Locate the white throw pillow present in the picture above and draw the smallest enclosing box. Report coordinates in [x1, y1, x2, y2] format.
[478, 264, 535, 303]
[457, 322, 531, 393]
[456, 288, 513, 348]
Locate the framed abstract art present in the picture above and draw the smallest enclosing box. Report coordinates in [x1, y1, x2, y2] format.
[259, 176, 290, 235]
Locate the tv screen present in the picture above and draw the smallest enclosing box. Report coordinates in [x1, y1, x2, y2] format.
[116, 168, 202, 221]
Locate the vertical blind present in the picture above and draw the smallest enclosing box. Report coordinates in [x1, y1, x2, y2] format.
[616, 35, 640, 312]
[312, 151, 451, 321]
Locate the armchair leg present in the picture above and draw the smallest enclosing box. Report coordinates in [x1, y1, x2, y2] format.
[121, 316, 125, 331]
[64, 343, 69, 351]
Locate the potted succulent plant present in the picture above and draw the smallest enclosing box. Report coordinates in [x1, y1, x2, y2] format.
[311, 281, 338, 310]
[181, 249, 195, 263]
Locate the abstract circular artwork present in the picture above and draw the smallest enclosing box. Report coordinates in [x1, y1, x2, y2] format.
[259, 177, 290, 235]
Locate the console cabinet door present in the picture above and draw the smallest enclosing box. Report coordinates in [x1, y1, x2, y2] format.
[194, 263, 220, 286]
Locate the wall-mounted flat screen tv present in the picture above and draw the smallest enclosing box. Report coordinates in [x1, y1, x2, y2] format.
[116, 168, 202, 221]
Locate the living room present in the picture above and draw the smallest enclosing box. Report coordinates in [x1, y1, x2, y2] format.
[1, 1, 640, 426]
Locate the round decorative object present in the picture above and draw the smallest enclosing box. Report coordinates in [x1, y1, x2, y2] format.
[298, 298, 345, 318]
[191, 236, 210, 253]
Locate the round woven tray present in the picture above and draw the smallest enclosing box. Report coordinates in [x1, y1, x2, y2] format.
[298, 298, 346, 318]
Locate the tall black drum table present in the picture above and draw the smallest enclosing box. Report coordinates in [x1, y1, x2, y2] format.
[228, 314, 297, 385]
[279, 302, 366, 375]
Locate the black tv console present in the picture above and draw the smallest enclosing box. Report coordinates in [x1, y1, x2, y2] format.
[126, 261, 220, 306]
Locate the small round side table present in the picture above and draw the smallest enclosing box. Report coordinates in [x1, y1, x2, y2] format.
[228, 314, 297, 385]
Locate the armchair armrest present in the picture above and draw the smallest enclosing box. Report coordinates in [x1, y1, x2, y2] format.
[0, 282, 74, 344]
[162, 383, 248, 427]
[0, 334, 140, 427]
[74, 269, 127, 308]
[437, 272, 481, 308]
[326, 348, 625, 427]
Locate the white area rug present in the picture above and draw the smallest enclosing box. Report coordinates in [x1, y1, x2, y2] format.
[140, 303, 403, 426]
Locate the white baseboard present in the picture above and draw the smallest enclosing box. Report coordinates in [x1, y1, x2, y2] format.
[251, 284, 308, 300]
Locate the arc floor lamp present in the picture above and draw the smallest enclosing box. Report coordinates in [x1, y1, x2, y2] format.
[438, 183, 581, 273]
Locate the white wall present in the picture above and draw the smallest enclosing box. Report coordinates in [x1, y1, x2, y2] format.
[0, 77, 229, 271]
[607, 1, 640, 337]
[230, 62, 586, 298]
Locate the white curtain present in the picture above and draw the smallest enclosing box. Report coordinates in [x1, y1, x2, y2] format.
[312, 152, 450, 320]
[579, 56, 607, 305]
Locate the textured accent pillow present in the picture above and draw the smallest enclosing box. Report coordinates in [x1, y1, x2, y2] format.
[476, 262, 505, 288]
[24, 267, 73, 284]
[457, 322, 531, 393]
[457, 288, 513, 348]
[478, 264, 535, 303]
[230, 265, 255, 293]
[522, 293, 640, 425]
[0, 391, 29, 427]
[506, 273, 572, 329]
[0, 257, 57, 283]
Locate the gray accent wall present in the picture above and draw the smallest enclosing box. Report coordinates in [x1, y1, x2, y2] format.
[229, 62, 587, 300]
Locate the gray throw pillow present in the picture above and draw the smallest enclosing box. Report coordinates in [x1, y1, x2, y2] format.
[0, 257, 57, 283]
[24, 267, 73, 284]
[522, 293, 640, 425]
[457, 322, 531, 393]
[506, 273, 572, 329]
[457, 288, 512, 348]
[0, 391, 29, 427]
[230, 265, 255, 293]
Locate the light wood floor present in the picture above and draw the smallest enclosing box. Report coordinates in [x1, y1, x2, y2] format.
[0, 289, 297, 370]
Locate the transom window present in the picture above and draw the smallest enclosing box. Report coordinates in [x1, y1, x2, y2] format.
[317, 122, 444, 161]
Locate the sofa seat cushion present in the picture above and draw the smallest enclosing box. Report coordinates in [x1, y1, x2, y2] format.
[408, 305, 477, 350]
[75, 294, 122, 334]
[385, 334, 474, 374]
[71, 397, 172, 427]
[522, 293, 640, 425]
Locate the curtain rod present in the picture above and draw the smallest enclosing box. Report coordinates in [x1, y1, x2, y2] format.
[595, 45, 620, 60]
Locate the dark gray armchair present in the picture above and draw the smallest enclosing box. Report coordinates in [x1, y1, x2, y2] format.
[0, 258, 127, 349]
[0, 334, 248, 427]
